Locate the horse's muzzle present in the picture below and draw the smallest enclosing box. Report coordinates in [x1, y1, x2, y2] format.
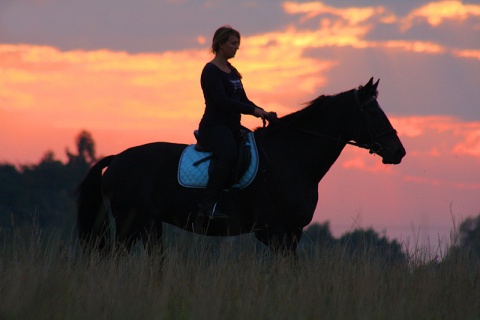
[382, 147, 406, 164]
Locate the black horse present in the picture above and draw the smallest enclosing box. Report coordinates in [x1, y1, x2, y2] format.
[77, 78, 406, 255]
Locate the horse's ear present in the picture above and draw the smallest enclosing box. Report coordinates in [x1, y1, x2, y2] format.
[366, 77, 374, 88]
[373, 78, 380, 90]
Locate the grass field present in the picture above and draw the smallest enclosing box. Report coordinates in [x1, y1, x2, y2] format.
[0, 226, 479, 320]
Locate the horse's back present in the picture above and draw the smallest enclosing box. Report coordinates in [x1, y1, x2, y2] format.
[117, 142, 187, 161]
[102, 142, 187, 193]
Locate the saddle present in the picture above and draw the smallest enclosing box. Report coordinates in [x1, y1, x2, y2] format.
[177, 129, 259, 189]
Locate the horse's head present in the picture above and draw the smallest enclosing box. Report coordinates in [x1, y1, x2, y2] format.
[349, 78, 406, 164]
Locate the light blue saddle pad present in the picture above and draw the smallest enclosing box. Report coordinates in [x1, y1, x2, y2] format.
[177, 132, 258, 189]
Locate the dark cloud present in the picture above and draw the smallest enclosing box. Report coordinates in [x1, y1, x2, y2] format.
[396, 20, 480, 49]
[2, 0, 476, 53]
[304, 46, 480, 120]
[320, 0, 418, 15]
[0, 0, 290, 52]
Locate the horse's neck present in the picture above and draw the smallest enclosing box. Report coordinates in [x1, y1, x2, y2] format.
[296, 135, 346, 183]
[257, 121, 347, 183]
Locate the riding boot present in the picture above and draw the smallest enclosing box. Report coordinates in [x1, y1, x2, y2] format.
[197, 191, 227, 219]
[197, 162, 232, 219]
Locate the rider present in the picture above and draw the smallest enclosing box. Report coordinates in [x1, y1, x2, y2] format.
[197, 25, 274, 219]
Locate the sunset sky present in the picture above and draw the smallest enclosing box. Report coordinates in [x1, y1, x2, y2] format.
[1, 0, 479, 248]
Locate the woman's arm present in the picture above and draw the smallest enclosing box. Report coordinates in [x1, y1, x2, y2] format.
[201, 65, 256, 115]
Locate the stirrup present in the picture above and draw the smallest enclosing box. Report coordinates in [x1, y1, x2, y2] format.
[198, 202, 229, 219]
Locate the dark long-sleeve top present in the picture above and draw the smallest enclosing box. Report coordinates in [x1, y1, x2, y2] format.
[199, 62, 258, 132]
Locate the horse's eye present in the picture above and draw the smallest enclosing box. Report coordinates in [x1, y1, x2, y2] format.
[364, 106, 380, 115]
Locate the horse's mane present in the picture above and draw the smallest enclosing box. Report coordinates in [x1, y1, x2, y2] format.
[256, 84, 378, 134]
[254, 94, 333, 135]
[278, 89, 351, 125]
[273, 84, 378, 124]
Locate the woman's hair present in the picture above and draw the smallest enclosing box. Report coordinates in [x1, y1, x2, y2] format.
[211, 25, 241, 54]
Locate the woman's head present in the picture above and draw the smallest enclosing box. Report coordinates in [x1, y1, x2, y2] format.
[211, 25, 241, 54]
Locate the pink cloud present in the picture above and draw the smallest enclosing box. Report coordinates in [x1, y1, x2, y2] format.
[283, 1, 388, 25]
[452, 127, 480, 158]
[341, 151, 393, 174]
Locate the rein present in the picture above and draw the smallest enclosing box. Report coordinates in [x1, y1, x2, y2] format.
[262, 90, 397, 155]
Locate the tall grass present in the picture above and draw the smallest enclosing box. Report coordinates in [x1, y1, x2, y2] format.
[0, 226, 479, 320]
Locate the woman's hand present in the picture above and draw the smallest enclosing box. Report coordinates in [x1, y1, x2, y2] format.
[253, 107, 276, 120]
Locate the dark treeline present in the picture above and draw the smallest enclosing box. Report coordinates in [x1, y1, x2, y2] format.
[1, 131, 479, 263]
[0, 130, 96, 234]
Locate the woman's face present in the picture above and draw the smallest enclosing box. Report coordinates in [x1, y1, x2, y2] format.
[219, 35, 240, 59]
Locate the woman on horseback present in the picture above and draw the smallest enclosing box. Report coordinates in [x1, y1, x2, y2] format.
[197, 25, 274, 219]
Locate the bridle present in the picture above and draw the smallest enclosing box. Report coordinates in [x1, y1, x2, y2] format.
[352, 90, 398, 154]
[263, 89, 398, 155]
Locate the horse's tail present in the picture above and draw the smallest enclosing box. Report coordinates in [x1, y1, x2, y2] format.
[76, 155, 115, 249]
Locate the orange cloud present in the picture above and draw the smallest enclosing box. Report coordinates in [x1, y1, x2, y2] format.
[0, 44, 211, 128]
[238, 30, 338, 97]
[0, 40, 337, 165]
[452, 49, 480, 61]
[402, 1, 480, 29]
[281, 2, 385, 51]
[282, 1, 477, 59]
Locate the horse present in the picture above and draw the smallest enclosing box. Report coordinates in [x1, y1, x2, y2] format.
[77, 78, 406, 255]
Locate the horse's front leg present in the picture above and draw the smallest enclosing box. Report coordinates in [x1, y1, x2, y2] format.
[138, 219, 163, 255]
[257, 227, 303, 257]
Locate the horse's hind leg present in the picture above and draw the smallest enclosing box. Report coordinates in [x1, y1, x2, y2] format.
[113, 207, 138, 251]
[113, 200, 163, 253]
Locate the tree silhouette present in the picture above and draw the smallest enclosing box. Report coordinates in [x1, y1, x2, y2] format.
[459, 215, 480, 252]
[66, 130, 97, 165]
[0, 164, 27, 227]
[301, 222, 336, 248]
[447, 214, 480, 261]
[299, 223, 406, 264]
[339, 228, 406, 265]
